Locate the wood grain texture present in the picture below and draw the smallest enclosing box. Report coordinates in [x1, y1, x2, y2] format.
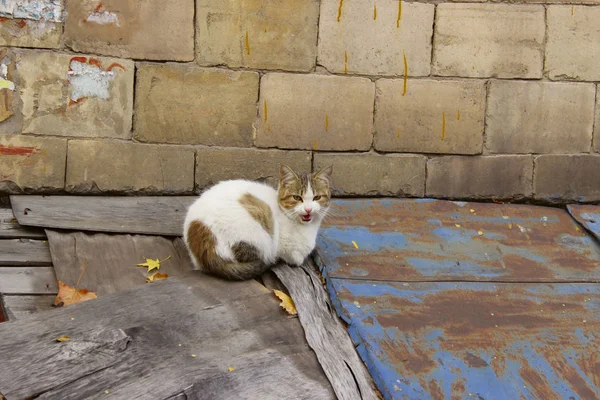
[273, 262, 379, 400]
[0, 208, 46, 239]
[1, 295, 55, 320]
[46, 230, 195, 297]
[0, 267, 57, 294]
[11, 196, 196, 235]
[0, 272, 335, 399]
[0, 239, 52, 265]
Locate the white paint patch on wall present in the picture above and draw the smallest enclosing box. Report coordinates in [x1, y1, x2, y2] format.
[67, 61, 116, 102]
[86, 10, 120, 27]
[0, 63, 15, 91]
[0, 0, 62, 22]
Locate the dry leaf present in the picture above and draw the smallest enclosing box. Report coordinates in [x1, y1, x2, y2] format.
[273, 290, 297, 315]
[228, 367, 235, 372]
[352, 240, 359, 249]
[56, 336, 71, 342]
[54, 280, 97, 306]
[137, 256, 171, 273]
[146, 271, 168, 283]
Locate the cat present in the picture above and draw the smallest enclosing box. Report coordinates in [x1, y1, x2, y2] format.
[183, 164, 333, 280]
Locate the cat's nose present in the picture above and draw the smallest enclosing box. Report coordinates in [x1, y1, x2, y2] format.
[304, 207, 312, 214]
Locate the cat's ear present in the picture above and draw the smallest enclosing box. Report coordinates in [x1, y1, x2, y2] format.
[313, 165, 333, 184]
[280, 164, 298, 185]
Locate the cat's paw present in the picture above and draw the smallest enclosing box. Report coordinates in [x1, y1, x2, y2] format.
[288, 253, 306, 267]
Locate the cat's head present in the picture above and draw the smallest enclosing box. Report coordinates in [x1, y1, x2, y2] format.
[277, 164, 333, 224]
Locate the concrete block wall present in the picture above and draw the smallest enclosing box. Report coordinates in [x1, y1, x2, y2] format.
[0, 0, 598, 202]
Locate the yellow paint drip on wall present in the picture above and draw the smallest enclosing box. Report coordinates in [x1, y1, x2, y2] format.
[344, 51, 348, 74]
[441, 112, 446, 141]
[245, 30, 250, 55]
[263, 100, 268, 122]
[402, 51, 408, 96]
[397, 0, 402, 28]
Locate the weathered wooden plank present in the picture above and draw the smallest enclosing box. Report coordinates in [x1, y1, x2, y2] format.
[0, 239, 52, 265]
[0, 272, 335, 399]
[46, 230, 195, 297]
[0, 208, 46, 239]
[327, 279, 600, 400]
[11, 196, 195, 235]
[273, 262, 379, 400]
[0, 267, 57, 294]
[1, 295, 55, 320]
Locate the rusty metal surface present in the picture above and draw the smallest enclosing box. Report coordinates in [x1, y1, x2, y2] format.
[316, 199, 600, 400]
[327, 279, 600, 400]
[568, 204, 600, 242]
[318, 199, 600, 282]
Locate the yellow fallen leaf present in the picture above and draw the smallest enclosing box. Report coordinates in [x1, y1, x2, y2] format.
[191, 354, 197, 358]
[455, 224, 461, 228]
[273, 290, 297, 315]
[352, 240, 359, 249]
[137, 256, 171, 273]
[146, 271, 168, 283]
[478, 231, 484, 236]
[470, 209, 475, 213]
[228, 367, 235, 372]
[54, 281, 98, 306]
[56, 336, 71, 342]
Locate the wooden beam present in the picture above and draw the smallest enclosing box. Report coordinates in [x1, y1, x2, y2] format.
[46, 230, 195, 296]
[1, 295, 55, 320]
[273, 262, 379, 400]
[0, 272, 335, 399]
[0, 267, 57, 294]
[0, 209, 45, 239]
[11, 196, 195, 235]
[0, 239, 52, 266]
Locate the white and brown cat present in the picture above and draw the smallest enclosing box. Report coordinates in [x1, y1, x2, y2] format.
[183, 165, 333, 280]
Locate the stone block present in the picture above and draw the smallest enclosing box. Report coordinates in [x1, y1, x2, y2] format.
[0, 48, 21, 134]
[534, 155, 600, 202]
[433, 4, 545, 78]
[486, 81, 595, 154]
[64, 0, 194, 61]
[313, 153, 426, 196]
[135, 65, 258, 146]
[546, 6, 600, 81]
[256, 73, 374, 151]
[0, 19, 61, 49]
[374, 78, 485, 154]
[196, 147, 311, 189]
[317, 0, 434, 76]
[0, 134, 66, 193]
[14, 50, 134, 139]
[196, 0, 319, 72]
[66, 140, 194, 193]
[595, 86, 600, 153]
[426, 156, 533, 199]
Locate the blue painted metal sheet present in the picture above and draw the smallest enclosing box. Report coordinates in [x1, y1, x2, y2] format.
[568, 204, 600, 242]
[328, 280, 600, 400]
[316, 199, 600, 400]
[318, 199, 600, 282]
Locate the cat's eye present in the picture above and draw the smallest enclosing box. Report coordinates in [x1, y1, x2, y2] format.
[313, 195, 322, 201]
[293, 195, 303, 202]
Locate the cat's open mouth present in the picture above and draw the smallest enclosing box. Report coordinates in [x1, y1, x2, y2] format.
[301, 214, 312, 222]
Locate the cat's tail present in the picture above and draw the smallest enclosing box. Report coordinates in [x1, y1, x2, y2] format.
[211, 260, 273, 281]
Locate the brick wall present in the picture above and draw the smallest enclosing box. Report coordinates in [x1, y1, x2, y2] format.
[0, 0, 598, 202]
